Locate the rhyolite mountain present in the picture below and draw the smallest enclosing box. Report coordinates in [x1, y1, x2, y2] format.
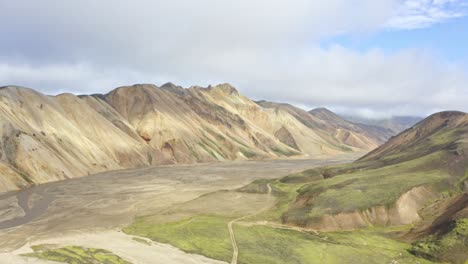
[0, 83, 390, 192]
[308, 107, 395, 147]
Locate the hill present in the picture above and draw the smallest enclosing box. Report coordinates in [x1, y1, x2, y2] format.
[272, 111, 468, 262]
[0, 84, 386, 192]
[277, 111, 467, 229]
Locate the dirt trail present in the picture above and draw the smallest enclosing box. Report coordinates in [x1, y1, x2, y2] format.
[228, 183, 272, 264]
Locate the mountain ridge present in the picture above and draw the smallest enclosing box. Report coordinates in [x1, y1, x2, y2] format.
[0, 83, 391, 192]
[342, 113, 423, 134]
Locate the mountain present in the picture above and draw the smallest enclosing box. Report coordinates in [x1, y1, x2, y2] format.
[0, 84, 385, 193]
[279, 111, 467, 235]
[342, 114, 423, 134]
[256, 102, 391, 153]
[359, 111, 468, 166]
[308, 107, 394, 146]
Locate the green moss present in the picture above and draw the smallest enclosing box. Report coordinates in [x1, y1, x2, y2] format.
[186, 144, 201, 161]
[271, 147, 297, 157]
[198, 142, 218, 159]
[458, 169, 468, 191]
[240, 148, 256, 158]
[409, 218, 468, 263]
[123, 213, 432, 264]
[123, 215, 232, 262]
[227, 134, 250, 148]
[23, 245, 130, 264]
[147, 153, 153, 164]
[202, 135, 226, 158]
[205, 127, 226, 141]
[235, 225, 433, 264]
[18, 171, 34, 184]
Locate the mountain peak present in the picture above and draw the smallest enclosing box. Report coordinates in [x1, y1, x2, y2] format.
[309, 107, 333, 113]
[161, 82, 186, 95]
[0, 85, 45, 97]
[209, 83, 239, 95]
[416, 110, 468, 130]
[161, 82, 177, 88]
[425, 110, 466, 120]
[309, 107, 341, 121]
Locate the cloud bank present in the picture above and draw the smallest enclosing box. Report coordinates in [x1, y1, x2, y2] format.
[0, 0, 466, 117]
[387, 0, 468, 29]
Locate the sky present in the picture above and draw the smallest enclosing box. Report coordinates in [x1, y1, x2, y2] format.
[0, 0, 467, 118]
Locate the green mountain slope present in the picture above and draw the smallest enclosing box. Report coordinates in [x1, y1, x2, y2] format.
[276, 111, 467, 228]
[271, 111, 468, 262]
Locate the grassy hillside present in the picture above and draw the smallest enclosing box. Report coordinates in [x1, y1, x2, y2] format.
[283, 151, 458, 226]
[280, 112, 467, 226]
[409, 218, 468, 263]
[125, 213, 433, 264]
[124, 215, 233, 261]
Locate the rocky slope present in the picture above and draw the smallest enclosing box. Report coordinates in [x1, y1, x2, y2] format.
[0, 84, 387, 193]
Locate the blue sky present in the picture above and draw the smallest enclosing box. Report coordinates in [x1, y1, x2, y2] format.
[0, 0, 467, 118]
[322, 15, 468, 63]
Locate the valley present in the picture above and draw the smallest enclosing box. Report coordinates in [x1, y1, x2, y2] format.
[3, 1, 468, 263]
[0, 85, 466, 263]
[0, 156, 355, 263]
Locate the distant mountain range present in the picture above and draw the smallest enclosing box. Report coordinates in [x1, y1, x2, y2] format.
[0, 83, 390, 192]
[341, 114, 423, 134]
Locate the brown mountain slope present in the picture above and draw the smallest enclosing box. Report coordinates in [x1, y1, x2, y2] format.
[0, 83, 385, 192]
[0, 86, 154, 192]
[256, 102, 389, 152]
[309, 107, 394, 145]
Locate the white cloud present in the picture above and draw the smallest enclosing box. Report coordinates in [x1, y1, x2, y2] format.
[0, 0, 467, 117]
[386, 0, 468, 29]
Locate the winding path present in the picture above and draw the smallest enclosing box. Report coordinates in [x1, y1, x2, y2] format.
[228, 183, 272, 264]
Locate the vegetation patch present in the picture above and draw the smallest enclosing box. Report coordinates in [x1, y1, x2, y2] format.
[123, 215, 232, 262]
[271, 147, 297, 157]
[285, 152, 452, 223]
[409, 218, 468, 263]
[123, 213, 431, 264]
[240, 148, 256, 158]
[250, 180, 305, 222]
[23, 245, 130, 264]
[235, 225, 432, 264]
[237, 179, 273, 194]
[198, 142, 218, 159]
